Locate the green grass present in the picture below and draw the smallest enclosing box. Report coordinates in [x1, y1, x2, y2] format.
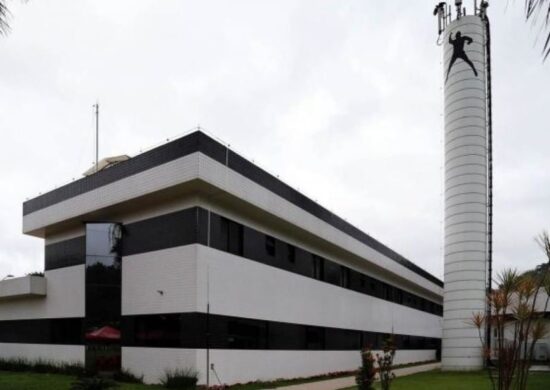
[0, 371, 165, 390]
[0, 370, 351, 390]
[2, 369, 550, 390]
[341, 370, 550, 390]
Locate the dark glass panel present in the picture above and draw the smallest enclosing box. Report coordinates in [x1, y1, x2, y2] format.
[305, 326, 325, 350]
[325, 328, 361, 350]
[287, 244, 296, 263]
[226, 318, 267, 349]
[323, 260, 340, 286]
[121, 208, 198, 256]
[312, 255, 324, 280]
[45, 236, 86, 270]
[85, 223, 122, 373]
[265, 235, 276, 257]
[0, 318, 83, 344]
[267, 322, 303, 350]
[340, 267, 351, 288]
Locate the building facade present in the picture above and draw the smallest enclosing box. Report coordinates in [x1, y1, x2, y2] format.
[0, 131, 443, 384]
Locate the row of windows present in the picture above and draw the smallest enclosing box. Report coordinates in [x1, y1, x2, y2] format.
[0, 318, 83, 345]
[209, 213, 443, 316]
[122, 312, 441, 351]
[44, 207, 442, 316]
[0, 313, 441, 351]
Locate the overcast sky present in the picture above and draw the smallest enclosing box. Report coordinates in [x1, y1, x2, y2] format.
[0, 1, 548, 281]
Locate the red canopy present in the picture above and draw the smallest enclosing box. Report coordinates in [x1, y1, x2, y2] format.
[85, 326, 120, 341]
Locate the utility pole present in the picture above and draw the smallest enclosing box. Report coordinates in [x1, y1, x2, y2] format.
[93, 102, 99, 172]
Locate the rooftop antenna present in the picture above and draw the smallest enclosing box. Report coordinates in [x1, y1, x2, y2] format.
[93, 101, 99, 172]
[433, 2, 447, 36]
[455, 0, 463, 19]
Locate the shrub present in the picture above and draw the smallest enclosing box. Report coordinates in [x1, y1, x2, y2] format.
[0, 357, 84, 376]
[27, 271, 44, 277]
[356, 348, 376, 390]
[161, 368, 199, 389]
[70, 376, 119, 390]
[376, 336, 396, 390]
[112, 368, 143, 384]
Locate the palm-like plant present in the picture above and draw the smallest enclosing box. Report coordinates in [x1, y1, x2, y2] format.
[525, 0, 550, 60]
[0, 0, 9, 36]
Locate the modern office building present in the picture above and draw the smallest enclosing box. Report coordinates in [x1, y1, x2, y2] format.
[0, 131, 443, 384]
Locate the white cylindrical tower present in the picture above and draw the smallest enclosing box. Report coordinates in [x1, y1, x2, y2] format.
[442, 11, 488, 370]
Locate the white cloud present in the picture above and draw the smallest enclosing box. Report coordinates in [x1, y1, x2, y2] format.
[0, 1, 548, 281]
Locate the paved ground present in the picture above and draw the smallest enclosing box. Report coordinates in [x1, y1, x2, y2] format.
[531, 365, 550, 372]
[273, 362, 442, 390]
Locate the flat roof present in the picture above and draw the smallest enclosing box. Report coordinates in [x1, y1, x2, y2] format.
[23, 131, 443, 287]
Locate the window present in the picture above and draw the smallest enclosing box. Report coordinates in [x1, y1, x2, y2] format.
[382, 283, 393, 301]
[85, 223, 122, 373]
[360, 275, 366, 288]
[265, 235, 276, 256]
[369, 280, 378, 296]
[325, 328, 360, 350]
[227, 319, 267, 349]
[340, 267, 350, 288]
[287, 244, 296, 263]
[312, 255, 324, 280]
[395, 288, 403, 304]
[323, 260, 340, 285]
[220, 217, 243, 256]
[305, 326, 324, 349]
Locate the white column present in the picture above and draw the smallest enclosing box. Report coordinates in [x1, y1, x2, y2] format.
[442, 14, 487, 371]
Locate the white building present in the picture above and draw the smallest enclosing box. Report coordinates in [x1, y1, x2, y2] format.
[0, 131, 443, 384]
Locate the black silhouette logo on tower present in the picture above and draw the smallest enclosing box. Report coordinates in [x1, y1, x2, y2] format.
[445, 31, 478, 83]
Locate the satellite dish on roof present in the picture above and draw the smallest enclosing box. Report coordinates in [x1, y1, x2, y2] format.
[83, 155, 130, 177]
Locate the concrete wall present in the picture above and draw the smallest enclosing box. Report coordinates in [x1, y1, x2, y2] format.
[0, 265, 84, 321]
[123, 347, 435, 385]
[196, 245, 441, 337]
[122, 246, 198, 316]
[22, 150, 442, 300]
[119, 242, 440, 384]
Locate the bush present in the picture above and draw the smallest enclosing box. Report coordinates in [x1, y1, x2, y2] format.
[0, 357, 84, 376]
[27, 271, 44, 277]
[112, 368, 143, 384]
[356, 348, 376, 390]
[70, 376, 119, 390]
[376, 336, 396, 390]
[161, 368, 199, 389]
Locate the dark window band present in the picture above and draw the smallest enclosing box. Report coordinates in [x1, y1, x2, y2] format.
[122, 312, 441, 351]
[24, 131, 442, 288]
[208, 212, 443, 316]
[121, 207, 207, 256]
[45, 236, 86, 271]
[23, 132, 226, 216]
[0, 318, 84, 345]
[44, 208, 208, 270]
[45, 207, 443, 316]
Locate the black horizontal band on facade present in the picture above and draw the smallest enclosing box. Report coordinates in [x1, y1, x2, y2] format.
[27, 131, 442, 288]
[121, 312, 441, 351]
[44, 207, 443, 316]
[45, 236, 86, 270]
[0, 318, 84, 345]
